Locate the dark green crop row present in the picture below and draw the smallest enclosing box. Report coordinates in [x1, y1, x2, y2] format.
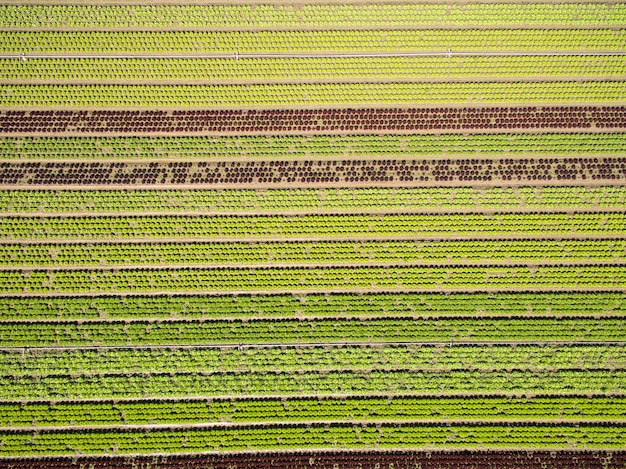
[1, 422, 624, 455]
[2, 395, 624, 428]
[2, 344, 621, 377]
[1, 186, 625, 215]
[0, 317, 623, 347]
[2, 134, 625, 160]
[1, 292, 622, 320]
[0, 370, 623, 401]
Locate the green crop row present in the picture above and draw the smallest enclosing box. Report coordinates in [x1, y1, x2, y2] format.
[1, 134, 624, 160]
[0, 291, 623, 321]
[1, 4, 623, 29]
[2, 212, 623, 241]
[3, 422, 625, 455]
[1, 369, 623, 401]
[1, 317, 623, 347]
[2, 186, 625, 215]
[3, 30, 625, 54]
[1, 265, 624, 294]
[2, 345, 622, 377]
[4, 56, 625, 84]
[1, 395, 624, 428]
[1, 81, 624, 108]
[3, 239, 624, 268]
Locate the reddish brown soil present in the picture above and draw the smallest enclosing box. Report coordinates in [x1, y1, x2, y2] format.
[0, 106, 623, 136]
[0, 450, 623, 469]
[2, 156, 624, 188]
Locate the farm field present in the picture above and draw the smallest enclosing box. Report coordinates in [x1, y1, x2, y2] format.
[0, 1, 624, 469]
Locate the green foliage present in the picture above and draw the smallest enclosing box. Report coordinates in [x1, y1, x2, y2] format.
[2, 135, 625, 160]
[4, 56, 625, 83]
[2, 212, 623, 240]
[1, 81, 623, 107]
[2, 4, 624, 29]
[0, 291, 623, 320]
[1, 395, 624, 427]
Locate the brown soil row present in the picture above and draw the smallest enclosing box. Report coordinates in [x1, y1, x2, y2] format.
[0, 449, 623, 469]
[2, 106, 623, 136]
[2, 156, 625, 188]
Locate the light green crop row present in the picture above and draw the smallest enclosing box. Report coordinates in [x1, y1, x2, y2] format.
[4, 56, 625, 84]
[1, 4, 624, 29]
[0, 292, 623, 321]
[1, 317, 623, 347]
[4, 239, 624, 268]
[2, 186, 625, 215]
[3, 30, 625, 54]
[1, 82, 624, 108]
[3, 423, 625, 455]
[0, 265, 624, 294]
[1, 213, 624, 241]
[1, 395, 624, 428]
[2, 345, 620, 377]
[2, 134, 624, 160]
[1, 369, 623, 401]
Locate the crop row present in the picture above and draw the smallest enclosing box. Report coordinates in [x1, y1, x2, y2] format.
[3, 107, 624, 136]
[1, 265, 624, 294]
[2, 186, 625, 215]
[1, 370, 624, 402]
[0, 291, 623, 320]
[2, 133, 624, 159]
[2, 422, 625, 455]
[2, 157, 625, 187]
[2, 345, 621, 377]
[0, 82, 624, 108]
[5, 56, 626, 84]
[1, 395, 625, 428]
[2, 451, 622, 469]
[3, 239, 624, 268]
[1, 213, 624, 241]
[4, 30, 625, 55]
[1, 317, 624, 346]
[1, 4, 623, 29]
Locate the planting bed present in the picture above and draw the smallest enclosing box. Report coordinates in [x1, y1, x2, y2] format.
[0, 106, 625, 135]
[0, 0, 624, 467]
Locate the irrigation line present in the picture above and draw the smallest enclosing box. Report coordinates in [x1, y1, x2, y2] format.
[3, 51, 626, 60]
[2, 340, 626, 352]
